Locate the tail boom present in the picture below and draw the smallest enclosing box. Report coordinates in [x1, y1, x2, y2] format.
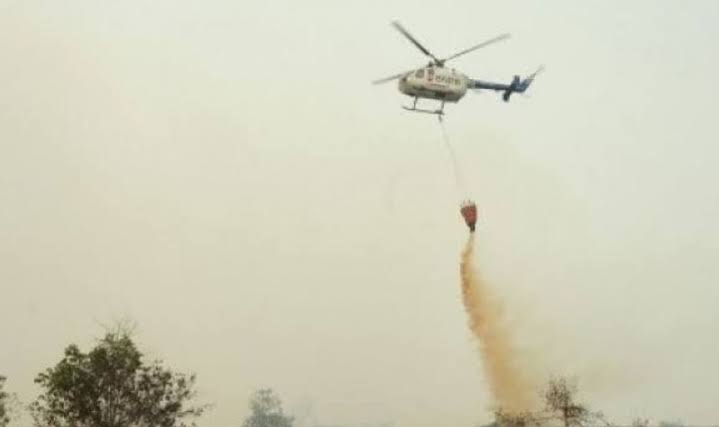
[470, 65, 543, 102]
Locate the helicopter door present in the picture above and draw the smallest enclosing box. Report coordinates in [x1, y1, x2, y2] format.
[427, 68, 434, 82]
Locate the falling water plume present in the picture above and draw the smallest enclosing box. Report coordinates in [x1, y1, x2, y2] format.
[460, 234, 536, 413]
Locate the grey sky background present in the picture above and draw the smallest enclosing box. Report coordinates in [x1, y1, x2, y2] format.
[1, 1, 718, 426]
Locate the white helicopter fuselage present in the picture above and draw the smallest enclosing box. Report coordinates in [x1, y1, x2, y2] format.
[398, 66, 469, 103]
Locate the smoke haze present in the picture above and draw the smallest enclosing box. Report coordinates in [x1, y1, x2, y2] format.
[2, 2, 719, 426]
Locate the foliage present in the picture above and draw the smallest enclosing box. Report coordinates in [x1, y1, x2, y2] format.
[242, 389, 294, 427]
[493, 408, 544, 427]
[0, 376, 10, 427]
[493, 376, 610, 427]
[541, 376, 604, 427]
[30, 331, 206, 427]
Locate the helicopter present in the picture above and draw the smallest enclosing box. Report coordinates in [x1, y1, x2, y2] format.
[373, 21, 543, 117]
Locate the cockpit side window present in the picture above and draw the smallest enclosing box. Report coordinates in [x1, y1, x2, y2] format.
[415, 69, 425, 78]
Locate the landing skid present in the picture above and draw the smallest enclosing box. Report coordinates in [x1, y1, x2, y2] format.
[402, 106, 444, 115]
[402, 97, 446, 120]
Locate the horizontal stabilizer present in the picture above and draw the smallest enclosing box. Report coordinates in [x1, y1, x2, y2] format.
[471, 65, 544, 102]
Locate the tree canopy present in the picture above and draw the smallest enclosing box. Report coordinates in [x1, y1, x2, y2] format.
[242, 389, 293, 427]
[0, 376, 11, 427]
[30, 331, 206, 427]
[493, 376, 608, 427]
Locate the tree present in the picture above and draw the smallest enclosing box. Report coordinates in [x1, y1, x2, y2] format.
[242, 389, 293, 427]
[491, 376, 610, 427]
[0, 376, 21, 427]
[542, 376, 604, 427]
[30, 330, 206, 427]
[0, 376, 11, 427]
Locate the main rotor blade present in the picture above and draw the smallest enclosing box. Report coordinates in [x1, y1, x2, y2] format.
[391, 21, 441, 64]
[372, 71, 410, 85]
[441, 33, 511, 63]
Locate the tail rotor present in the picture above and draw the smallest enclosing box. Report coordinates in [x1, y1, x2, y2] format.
[503, 65, 544, 102]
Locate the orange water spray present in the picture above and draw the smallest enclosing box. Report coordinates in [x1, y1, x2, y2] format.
[460, 234, 536, 413]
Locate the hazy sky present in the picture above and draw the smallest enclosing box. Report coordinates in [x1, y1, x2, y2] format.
[2, 1, 719, 426]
